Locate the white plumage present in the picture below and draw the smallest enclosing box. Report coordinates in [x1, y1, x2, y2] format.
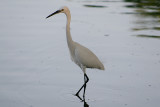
[46, 6, 104, 97]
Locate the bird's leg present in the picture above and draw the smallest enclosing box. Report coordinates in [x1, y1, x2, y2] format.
[76, 93, 83, 101]
[84, 73, 86, 83]
[83, 74, 89, 98]
[83, 75, 87, 98]
[75, 74, 86, 96]
[75, 73, 89, 96]
[83, 82, 86, 98]
[85, 73, 89, 83]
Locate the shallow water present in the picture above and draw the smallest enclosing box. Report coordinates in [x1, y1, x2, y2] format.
[0, 0, 160, 107]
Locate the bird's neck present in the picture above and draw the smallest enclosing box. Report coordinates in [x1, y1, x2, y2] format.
[65, 11, 74, 48]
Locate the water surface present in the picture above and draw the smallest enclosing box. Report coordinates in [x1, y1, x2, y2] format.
[0, 0, 160, 107]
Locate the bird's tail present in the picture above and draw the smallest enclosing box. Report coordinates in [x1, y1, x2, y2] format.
[100, 64, 105, 70]
[98, 61, 105, 70]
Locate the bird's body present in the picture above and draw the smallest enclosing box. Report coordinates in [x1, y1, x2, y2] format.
[46, 6, 104, 97]
[73, 42, 104, 71]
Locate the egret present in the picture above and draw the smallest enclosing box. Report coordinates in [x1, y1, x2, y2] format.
[46, 6, 105, 97]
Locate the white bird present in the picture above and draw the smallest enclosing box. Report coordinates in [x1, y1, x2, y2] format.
[46, 6, 105, 97]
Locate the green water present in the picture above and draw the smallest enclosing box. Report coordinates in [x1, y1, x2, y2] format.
[124, 0, 160, 38]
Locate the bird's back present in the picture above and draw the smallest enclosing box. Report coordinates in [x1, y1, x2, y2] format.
[73, 42, 105, 70]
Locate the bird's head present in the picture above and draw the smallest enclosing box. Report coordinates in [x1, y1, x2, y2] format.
[46, 6, 69, 19]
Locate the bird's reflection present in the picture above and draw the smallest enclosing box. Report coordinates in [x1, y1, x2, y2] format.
[76, 94, 89, 107]
[75, 83, 89, 107]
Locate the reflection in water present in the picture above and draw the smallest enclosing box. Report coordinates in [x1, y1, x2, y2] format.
[124, 0, 160, 18]
[124, 0, 160, 38]
[136, 34, 160, 38]
[84, 4, 107, 8]
[74, 0, 160, 38]
[76, 94, 89, 107]
[75, 78, 89, 107]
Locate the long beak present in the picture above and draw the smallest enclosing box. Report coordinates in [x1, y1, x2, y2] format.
[46, 10, 61, 19]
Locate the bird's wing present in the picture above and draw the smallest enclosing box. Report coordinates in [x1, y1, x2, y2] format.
[74, 42, 104, 70]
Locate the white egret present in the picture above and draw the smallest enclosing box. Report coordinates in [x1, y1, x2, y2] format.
[46, 6, 105, 97]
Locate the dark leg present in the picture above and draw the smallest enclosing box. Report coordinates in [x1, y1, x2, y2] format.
[83, 83, 86, 98]
[83, 74, 86, 97]
[75, 74, 86, 96]
[83, 74, 89, 98]
[85, 74, 89, 83]
[75, 92, 89, 107]
[75, 84, 84, 96]
[75, 73, 89, 96]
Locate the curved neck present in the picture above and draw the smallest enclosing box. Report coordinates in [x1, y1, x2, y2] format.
[65, 12, 72, 41]
[65, 11, 74, 47]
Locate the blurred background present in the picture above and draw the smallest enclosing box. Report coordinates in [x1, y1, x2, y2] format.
[0, 0, 160, 107]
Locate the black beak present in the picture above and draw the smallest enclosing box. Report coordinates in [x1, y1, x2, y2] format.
[46, 10, 61, 19]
